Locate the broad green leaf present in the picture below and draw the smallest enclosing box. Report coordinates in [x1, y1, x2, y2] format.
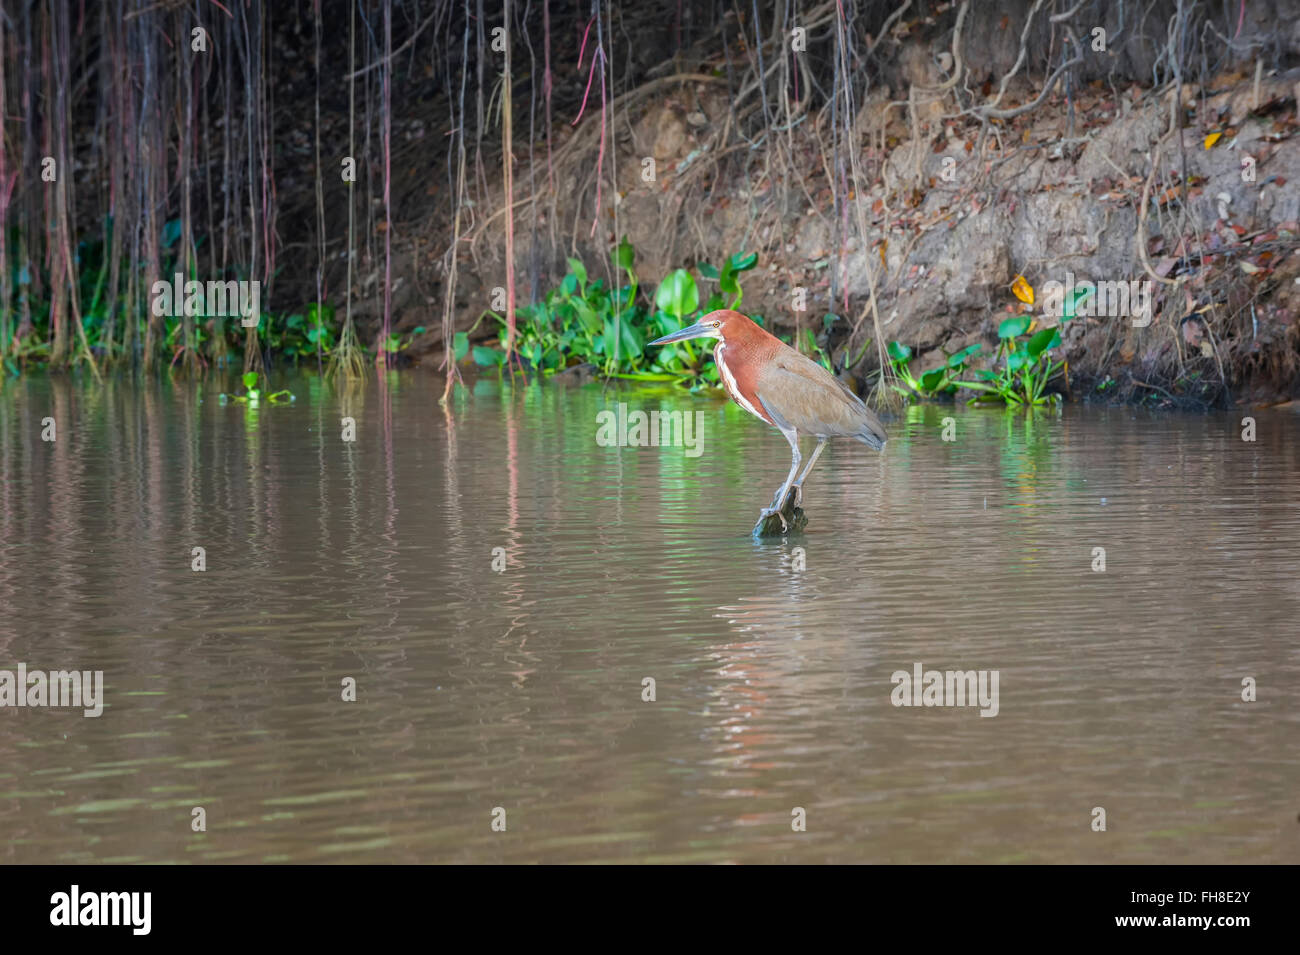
[655, 269, 699, 318]
[718, 258, 739, 295]
[566, 258, 588, 289]
[1062, 285, 1092, 321]
[473, 346, 505, 366]
[696, 262, 719, 279]
[161, 218, 182, 248]
[619, 319, 644, 356]
[453, 331, 469, 361]
[998, 315, 1032, 339]
[602, 318, 620, 359]
[919, 368, 946, 392]
[887, 341, 912, 362]
[615, 237, 635, 270]
[1006, 348, 1030, 372]
[1026, 326, 1061, 357]
[572, 299, 602, 334]
[729, 251, 758, 272]
[241, 371, 258, 389]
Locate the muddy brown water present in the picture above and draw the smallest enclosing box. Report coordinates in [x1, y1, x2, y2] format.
[0, 370, 1297, 863]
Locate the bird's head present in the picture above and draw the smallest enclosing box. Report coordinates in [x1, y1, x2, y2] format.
[647, 309, 750, 347]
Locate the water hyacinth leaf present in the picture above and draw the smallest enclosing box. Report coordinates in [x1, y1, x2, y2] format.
[1062, 285, 1092, 320]
[615, 237, 635, 270]
[241, 371, 258, 390]
[948, 343, 982, 367]
[718, 262, 739, 295]
[887, 341, 913, 362]
[1026, 326, 1061, 357]
[601, 318, 620, 357]
[560, 273, 577, 297]
[696, 262, 719, 279]
[1011, 274, 1034, 304]
[161, 218, 182, 249]
[473, 346, 506, 367]
[620, 319, 644, 355]
[453, 332, 469, 361]
[1006, 348, 1031, 372]
[566, 258, 587, 290]
[655, 269, 699, 318]
[729, 251, 758, 272]
[998, 315, 1032, 339]
[573, 299, 602, 334]
[919, 368, 946, 392]
[823, 312, 839, 330]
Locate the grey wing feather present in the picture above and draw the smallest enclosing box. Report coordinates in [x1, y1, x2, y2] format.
[758, 353, 888, 445]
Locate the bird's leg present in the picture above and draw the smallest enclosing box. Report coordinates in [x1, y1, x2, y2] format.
[789, 437, 828, 509]
[759, 430, 802, 528]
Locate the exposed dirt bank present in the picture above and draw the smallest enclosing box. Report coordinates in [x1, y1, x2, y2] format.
[424, 64, 1300, 408]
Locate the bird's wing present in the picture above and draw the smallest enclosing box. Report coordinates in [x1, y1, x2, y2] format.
[756, 351, 888, 444]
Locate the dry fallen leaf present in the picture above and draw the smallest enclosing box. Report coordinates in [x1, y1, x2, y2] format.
[1204, 131, 1223, 149]
[1011, 274, 1035, 304]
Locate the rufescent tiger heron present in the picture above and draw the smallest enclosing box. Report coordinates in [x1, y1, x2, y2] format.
[648, 309, 887, 535]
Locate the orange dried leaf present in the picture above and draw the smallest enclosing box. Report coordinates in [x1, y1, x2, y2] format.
[1204, 131, 1223, 149]
[1011, 274, 1035, 304]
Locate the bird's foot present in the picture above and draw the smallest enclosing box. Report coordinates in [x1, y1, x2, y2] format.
[757, 505, 790, 532]
[752, 500, 807, 538]
[768, 485, 796, 512]
[790, 484, 804, 509]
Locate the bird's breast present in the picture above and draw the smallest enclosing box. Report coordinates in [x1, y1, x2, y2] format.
[715, 342, 772, 425]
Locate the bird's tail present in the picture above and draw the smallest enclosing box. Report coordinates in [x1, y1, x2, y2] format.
[857, 418, 887, 450]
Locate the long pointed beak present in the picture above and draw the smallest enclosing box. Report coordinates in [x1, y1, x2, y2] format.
[647, 321, 711, 346]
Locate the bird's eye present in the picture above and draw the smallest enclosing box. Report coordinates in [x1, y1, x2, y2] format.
[712, 321, 721, 328]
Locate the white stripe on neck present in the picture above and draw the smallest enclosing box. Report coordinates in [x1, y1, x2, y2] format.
[715, 341, 766, 422]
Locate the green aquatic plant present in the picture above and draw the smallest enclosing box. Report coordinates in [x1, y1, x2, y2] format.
[218, 371, 293, 406]
[887, 282, 1092, 407]
[887, 341, 983, 399]
[955, 316, 1064, 407]
[472, 238, 758, 393]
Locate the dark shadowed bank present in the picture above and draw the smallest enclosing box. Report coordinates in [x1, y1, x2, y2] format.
[2, 0, 1298, 408]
